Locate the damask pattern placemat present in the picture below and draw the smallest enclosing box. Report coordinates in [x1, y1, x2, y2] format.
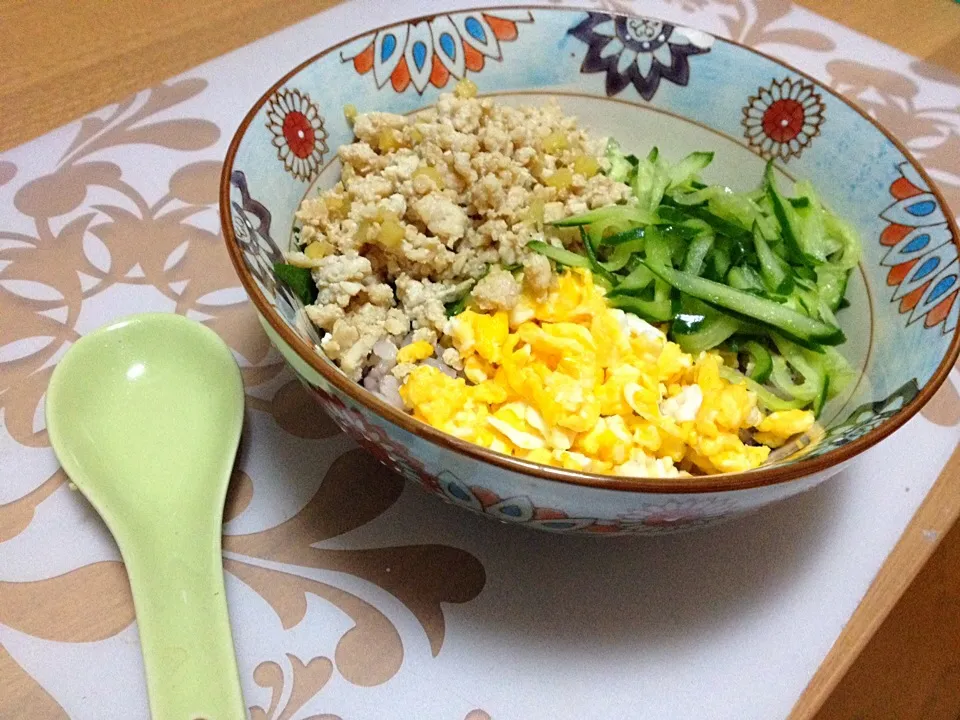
[1, 1, 958, 718]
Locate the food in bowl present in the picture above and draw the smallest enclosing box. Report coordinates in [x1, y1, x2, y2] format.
[274, 80, 863, 478]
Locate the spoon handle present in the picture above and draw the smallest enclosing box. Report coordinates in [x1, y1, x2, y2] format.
[119, 522, 245, 720]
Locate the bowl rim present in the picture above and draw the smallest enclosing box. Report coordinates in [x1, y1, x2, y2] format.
[219, 4, 960, 494]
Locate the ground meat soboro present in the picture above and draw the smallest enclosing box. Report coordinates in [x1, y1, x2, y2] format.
[291, 81, 629, 381]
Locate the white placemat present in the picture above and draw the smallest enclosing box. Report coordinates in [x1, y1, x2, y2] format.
[2, 1, 959, 718]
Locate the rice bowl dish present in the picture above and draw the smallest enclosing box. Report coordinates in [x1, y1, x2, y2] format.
[277, 82, 861, 479]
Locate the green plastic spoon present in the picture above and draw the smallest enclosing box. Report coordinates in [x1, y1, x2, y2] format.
[46, 313, 246, 720]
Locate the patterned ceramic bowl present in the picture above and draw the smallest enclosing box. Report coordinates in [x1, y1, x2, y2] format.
[220, 7, 959, 535]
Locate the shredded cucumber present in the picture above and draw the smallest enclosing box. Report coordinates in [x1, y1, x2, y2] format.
[527, 241, 590, 268]
[526, 144, 862, 417]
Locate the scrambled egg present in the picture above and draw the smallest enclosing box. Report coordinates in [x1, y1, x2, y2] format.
[399, 269, 814, 478]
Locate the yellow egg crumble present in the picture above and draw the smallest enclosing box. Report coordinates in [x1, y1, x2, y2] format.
[399, 269, 814, 478]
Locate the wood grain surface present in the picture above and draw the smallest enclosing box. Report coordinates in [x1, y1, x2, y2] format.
[0, 0, 343, 152]
[1, 1, 959, 718]
[801, 444, 960, 720]
[814, 448, 960, 720]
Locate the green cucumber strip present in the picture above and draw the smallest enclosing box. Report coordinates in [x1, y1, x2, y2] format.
[793, 180, 831, 264]
[794, 275, 817, 292]
[622, 254, 643, 274]
[770, 354, 823, 404]
[718, 365, 809, 412]
[666, 233, 689, 267]
[551, 205, 657, 227]
[609, 294, 673, 322]
[273, 263, 318, 305]
[655, 205, 691, 224]
[707, 189, 763, 226]
[632, 158, 671, 212]
[609, 264, 655, 295]
[740, 340, 773, 383]
[667, 150, 714, 190]
[711, 246, 732, 280]
[600, 226, 646, 246]
[674, 313, 740, 355]
[677, 218, 713, 236]
[671, 296, 711, 333]
[685, 205, 752, 238]
[813, 375, 830, 417]
[611, 283, 656, 302]
[605, 139, 637, 183]
[753, 223, 793, 294]
[721, 234, 751, 268]
[770, 334, 828, 402]
[600, 238, 645, 272]
[593, 273, 615, 292]
[795, 181, 849, 264]
[661, 224, 703, 241]
[727, 265, 765, 293]
[527, 241, 590, 268]
[815, 264, 850, 312]
[822, 346, 856, 399]
[643, 228, 674, 304]
[671, 186, 720, 206]
[644, 262, 846, 345]
[579, 227, 618, 286]
[791, 286, 822, 318]
[683, 234, 715, 275]
[671, 297, 739, 354]
[764, 161, 812, 265]
[818, 299, 840, 329]
[824, 211, 862, 269]
[792, 265, 815, 282]
[672, 312, 706, 334]
[587, 214, 635, 246]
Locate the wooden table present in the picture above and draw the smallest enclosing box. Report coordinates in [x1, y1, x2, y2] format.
[2, 1, 959, 718]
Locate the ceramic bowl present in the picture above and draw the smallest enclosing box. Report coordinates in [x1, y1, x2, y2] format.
[220, 7, 959, 535]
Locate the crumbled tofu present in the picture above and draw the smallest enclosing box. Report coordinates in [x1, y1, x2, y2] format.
[364, 282, 394, 307]
[305, 303, 344, 331]
[319, 303, 405, 381]
[396, 274, 453, 334]
[522, 253, 553, 298]
[471, 268, 521, 312]
[384, 308, 410, 336]
[312, 252, 373, 308]
[294, 91, 625, 380]
[441, 347, 464, 371]
[352, 112, 406, 143]
[391, 362, 417, 381]
[338, 142, 381, 174]
[411, 327, 438, 345]
[283, 250, 324, 269]
[413, 193, 467, 242]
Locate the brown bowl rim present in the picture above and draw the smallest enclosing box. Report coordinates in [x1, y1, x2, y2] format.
[219, 4, 960, 495]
